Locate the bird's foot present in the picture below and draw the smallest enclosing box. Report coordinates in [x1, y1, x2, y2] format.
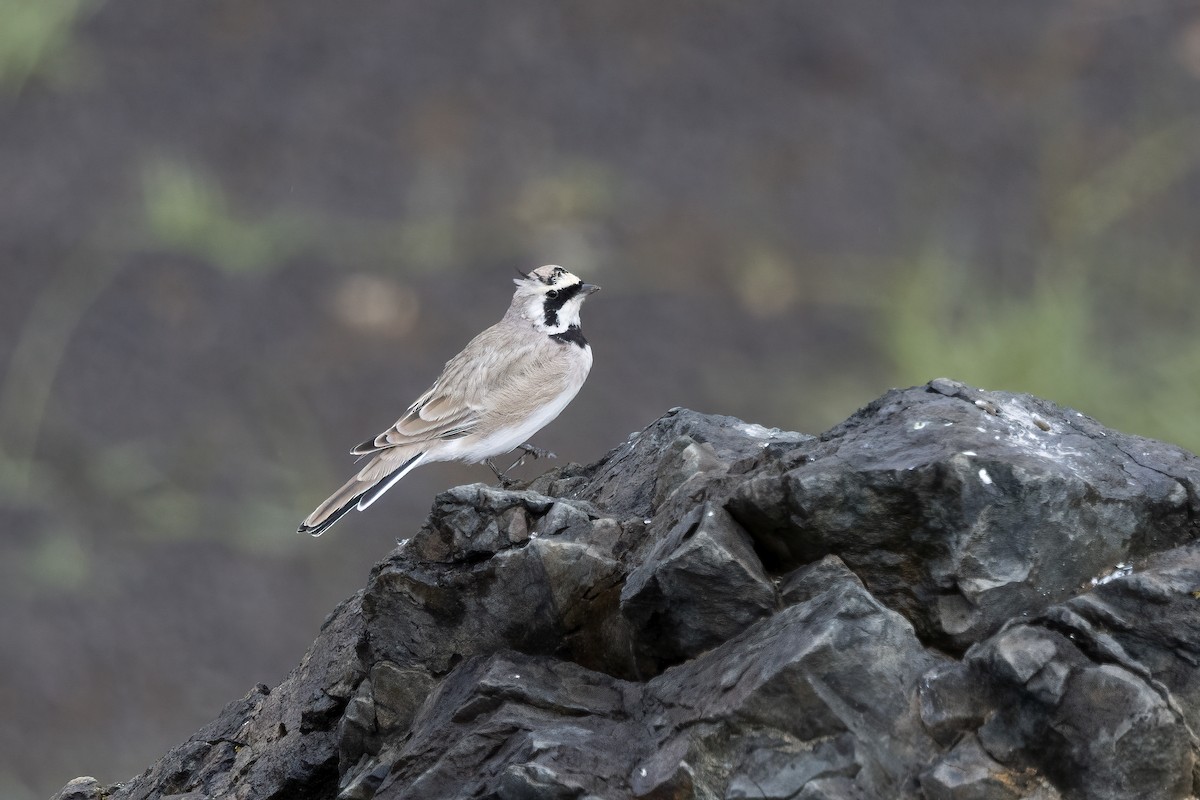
[518, 443, 557, 461]
[487, 444, 556, 487]
[502, 443, 557, 474]
[485, 458, 518, 488]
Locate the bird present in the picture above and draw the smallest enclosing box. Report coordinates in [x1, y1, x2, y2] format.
[298, 264, 600, 536]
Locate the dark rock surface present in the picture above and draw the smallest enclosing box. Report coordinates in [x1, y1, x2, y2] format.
[55, 382, 1200, 800]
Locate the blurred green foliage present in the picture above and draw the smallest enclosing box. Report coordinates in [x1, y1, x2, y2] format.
[0, 0, 93, 91]
[27, 530, 90, 589]
[886, 255, 1200, 454]
[142, 159, 306, 275]
[0, 254, 122, 503]
[885, 116, 1200, 454]
[0, 159, 322, 594]
[1053, 117, 1200, 243]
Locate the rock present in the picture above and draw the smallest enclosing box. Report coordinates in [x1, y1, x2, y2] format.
[724, 736, 858, 799]
[641, 566, 942, 798]
[918, 662, 988, 747]
[571, 407, 811, 522]
[1062, 544, 1200, 735]
[55, 383, 1200, 800]
[620, 501, 779, 669]
[1056, 664, 1191, 799]
[967, 619, 1196, 800]
[496, 763, 585, 800]
[793, 777, 867, 800]
[407, 485, 553, 563]
[378, 652, 633, 798]
[728, 380, 1200, 651]
[50, 777, 103, 800]
[337, 660, 437, 765]
[919, 735, 1061, 800]
[778, 554, 862, 606]
[359, 491, 632, 683]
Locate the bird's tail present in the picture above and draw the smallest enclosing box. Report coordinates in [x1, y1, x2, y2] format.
[298, 450, 426, 537]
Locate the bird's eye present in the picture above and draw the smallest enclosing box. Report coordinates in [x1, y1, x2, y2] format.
[547, 289, 559, 298]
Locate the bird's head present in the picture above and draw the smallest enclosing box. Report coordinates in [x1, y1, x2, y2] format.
[511, 265, 600, 333]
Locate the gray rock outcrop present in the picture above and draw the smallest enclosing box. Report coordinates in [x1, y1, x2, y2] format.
[54, 380, 1200, 800]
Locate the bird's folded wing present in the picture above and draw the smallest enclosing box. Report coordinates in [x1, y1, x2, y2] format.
[350, 385, 481, 454]
[348, 326, 514, 455]
[348, 326, 559, 456]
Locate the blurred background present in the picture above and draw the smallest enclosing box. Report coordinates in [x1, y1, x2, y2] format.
[3, 1, 1200, 797]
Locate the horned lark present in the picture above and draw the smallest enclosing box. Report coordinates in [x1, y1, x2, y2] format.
[299, 265, 600, 536]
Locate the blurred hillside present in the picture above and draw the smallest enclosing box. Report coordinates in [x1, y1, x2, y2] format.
[3, 2, 1200, 798]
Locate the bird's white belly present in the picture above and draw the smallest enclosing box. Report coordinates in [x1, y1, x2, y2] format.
[456, 380, 584, 463]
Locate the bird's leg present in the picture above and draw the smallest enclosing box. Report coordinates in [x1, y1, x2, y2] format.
[485, 458, 517, 488]
[503, 442, 557, 474]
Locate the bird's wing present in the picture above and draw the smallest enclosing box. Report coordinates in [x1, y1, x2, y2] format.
[350, 375, 482, 455]
[350, 323, 551, 455]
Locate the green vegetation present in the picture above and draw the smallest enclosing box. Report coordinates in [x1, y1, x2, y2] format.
[0, 0, 94, 92]
[0, 159, 321, 595]
[0, 254, 123, 498]
[885, 257, 1200, 454]
[142, 159, 306, 275]
[884, 117, 1200, 454]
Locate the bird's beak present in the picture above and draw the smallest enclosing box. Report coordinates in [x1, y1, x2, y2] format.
[581, 283, 601, 295]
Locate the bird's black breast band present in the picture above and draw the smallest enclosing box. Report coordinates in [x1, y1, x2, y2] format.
[550, 325, 588, 348]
